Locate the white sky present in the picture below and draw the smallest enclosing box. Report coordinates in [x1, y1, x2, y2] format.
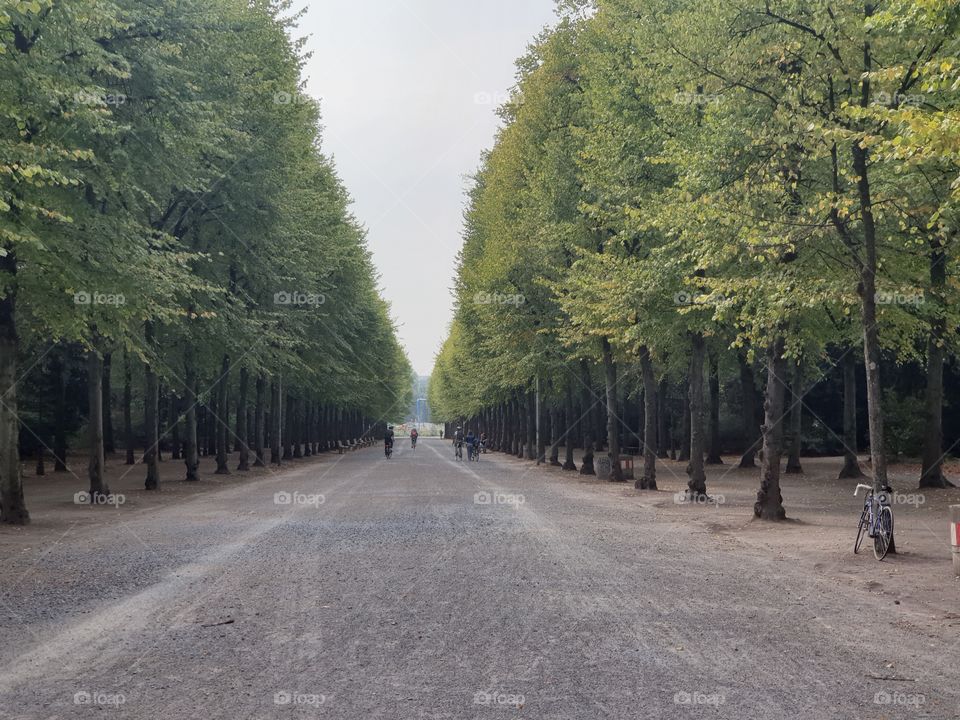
[300, 0, 558, 375]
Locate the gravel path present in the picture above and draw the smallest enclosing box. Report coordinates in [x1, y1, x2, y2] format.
[1, 437, 957, 719]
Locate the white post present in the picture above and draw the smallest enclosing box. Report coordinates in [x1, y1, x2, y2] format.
[951, 505, 960, 577]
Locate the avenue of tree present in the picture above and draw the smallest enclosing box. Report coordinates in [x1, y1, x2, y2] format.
[430, 0, 960, 519]
[0, 0, 413, 524]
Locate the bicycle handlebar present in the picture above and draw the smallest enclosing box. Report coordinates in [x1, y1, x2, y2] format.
[854, 483, 873, 496]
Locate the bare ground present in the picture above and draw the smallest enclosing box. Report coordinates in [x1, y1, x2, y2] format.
[0, 441, 958, 719]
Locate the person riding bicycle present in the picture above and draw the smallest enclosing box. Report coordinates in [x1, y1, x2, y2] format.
[410, 427, 418, 447]
[384, 425, 395, 455]
[478, 432, 487, 453]
[465, 429, 478, 460]
[453, 426, 464, 458]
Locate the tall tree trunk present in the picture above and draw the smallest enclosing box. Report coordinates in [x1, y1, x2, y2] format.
[638, 346, 658, 490]
[183, 347, 199, 482]
[838, 352, 863, 478]
[123, 351, 135, 465]
[579, 361, 595, 475]
[548, 403, 561, 465]
[283, 393, 294, 460]
[920, 235, 951, 488]
[602, 338, 623, 481]
[754, 338, 787, 520]
[87, 348, 108, 500]
[53, 348, 68, 472]
[852, 100, 890, 501]
[0, 268, 26, 523]
[254, 372, 266, 467]
[215, 355, 230, 474]
[293, 398, 303, 458]
[526, 390, 537, 460]
[737, 354, 759, 468]
[785, 360, 804, 474]
[143, 324, 160, 490]
[270, 377, 282, 465]
[237, 367, 250, 471]
[102, 352, 114, 454]
[706, 349, 723, 464]
[562, 383, 577, 471]
[205, 391, 216, 457]
[168, 390, 181, 460]
[686, 333, 707, 499]
[657, 378, 669, 459]
[678, 383, 691, 463]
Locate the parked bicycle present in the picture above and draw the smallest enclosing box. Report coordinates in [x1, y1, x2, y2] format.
[854, 483, 895, 560]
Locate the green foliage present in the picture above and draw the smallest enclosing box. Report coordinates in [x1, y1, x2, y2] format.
[0, 0, 411, 419]
[431, 0, 959, 434]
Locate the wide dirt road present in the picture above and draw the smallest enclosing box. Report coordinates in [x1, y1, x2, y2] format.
[1, 438, 957, 719]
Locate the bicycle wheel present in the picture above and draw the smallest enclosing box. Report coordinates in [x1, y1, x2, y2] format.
[873, 505, 894, 560]
[854, 504, 869, 554]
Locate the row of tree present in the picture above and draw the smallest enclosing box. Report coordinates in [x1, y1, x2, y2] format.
[430, 0, 960, 519]
[0, 0, 412, 524]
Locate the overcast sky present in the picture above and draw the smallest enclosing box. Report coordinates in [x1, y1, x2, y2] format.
[300, 0, 558, 375]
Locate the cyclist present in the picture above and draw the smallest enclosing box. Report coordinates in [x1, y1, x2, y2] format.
[465, 429, 478, 461]
[453, 425, 464, 460]
[410, 427, 418, 449]
[384, 424, 395, 458]
[478, 432, 487, 454]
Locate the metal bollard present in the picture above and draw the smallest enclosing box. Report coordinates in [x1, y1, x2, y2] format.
[951, 505, 960, 577]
